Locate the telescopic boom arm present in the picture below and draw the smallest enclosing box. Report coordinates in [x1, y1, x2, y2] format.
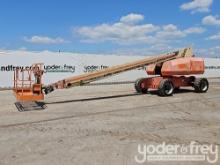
[43, 48, 193, 94]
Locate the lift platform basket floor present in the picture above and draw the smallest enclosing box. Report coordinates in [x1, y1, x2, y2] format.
[14, 101, 46, 112]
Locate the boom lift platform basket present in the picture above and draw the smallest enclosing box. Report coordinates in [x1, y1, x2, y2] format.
[13, 63, 44, 101]
[13, 64, 46, 111]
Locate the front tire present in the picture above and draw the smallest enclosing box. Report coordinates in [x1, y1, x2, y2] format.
[194, 78, 209, 93]
[134, 78, 148, 94]
[158, 79, 174, 96]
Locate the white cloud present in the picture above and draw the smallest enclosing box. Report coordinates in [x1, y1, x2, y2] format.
[184, 27, 206, 34]
[202, 15, 220, 26]
[75, 14, 160, 45]
[180, 0, 213, 13]
[207, 33, 220, 40]
[19, 47, 27, 50]
[112, 44, 174, 56]
[24, 36, 67, 44]
[120, 13, 144, 24]
[196, 46, 220, 57]
[75, 14, 205, 45]
[155, 24, 186, 40]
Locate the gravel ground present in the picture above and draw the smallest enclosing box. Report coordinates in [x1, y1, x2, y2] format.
[0, 80, 220, 165]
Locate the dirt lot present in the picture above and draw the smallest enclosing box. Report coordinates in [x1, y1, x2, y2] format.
[0, 80, 220, 165]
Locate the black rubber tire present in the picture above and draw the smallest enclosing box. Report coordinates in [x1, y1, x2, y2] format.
[134, 78, 148, 94]
[158, 79, 174, 96]
[194, 78, 209, 93]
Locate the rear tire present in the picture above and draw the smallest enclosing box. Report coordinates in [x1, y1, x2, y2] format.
[158, 79, 174, 96]
[194, 78, 209, 93]
[134, 78, 148, 94]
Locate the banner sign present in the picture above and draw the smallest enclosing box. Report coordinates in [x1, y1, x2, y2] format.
[0, 50, 219, 87]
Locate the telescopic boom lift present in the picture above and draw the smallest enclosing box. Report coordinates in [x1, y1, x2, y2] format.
[13, 47, 209, 104]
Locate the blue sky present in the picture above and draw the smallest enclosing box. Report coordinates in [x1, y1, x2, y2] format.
[0, 0, 220, 57]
